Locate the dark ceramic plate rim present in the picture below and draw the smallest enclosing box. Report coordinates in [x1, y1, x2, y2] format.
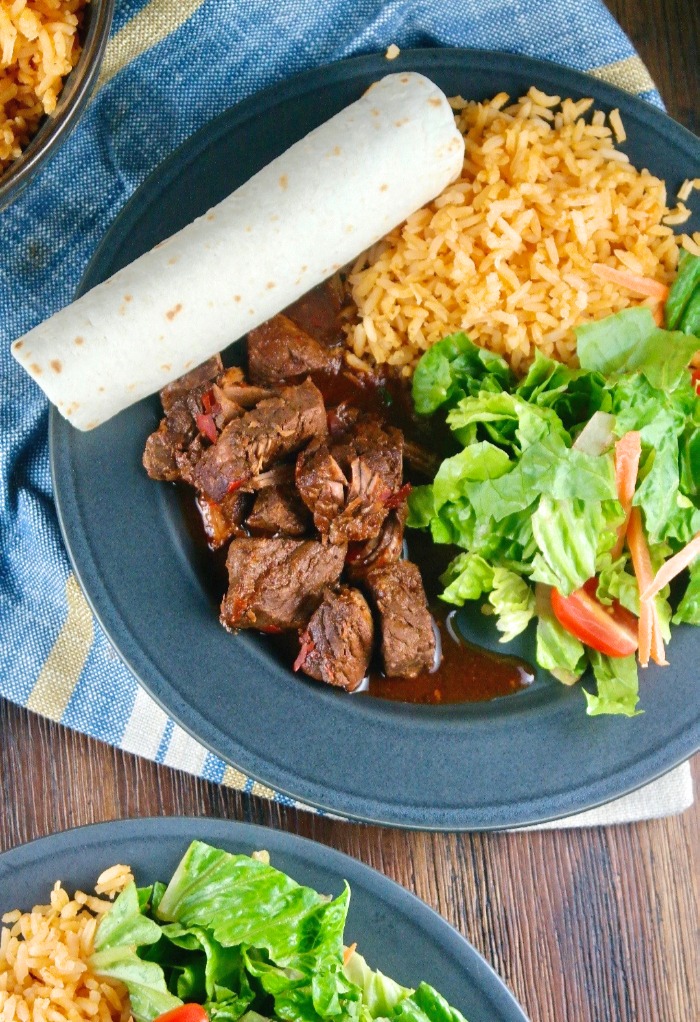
[0, 817, 529, 1022]
[50, 49, 700, 830]
[0, 0, 115, 210]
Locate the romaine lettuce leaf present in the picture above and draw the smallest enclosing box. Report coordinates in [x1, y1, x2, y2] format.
[584, 652, 641, 718]
[534, 586, 587, 685]
[343, 951, 410, 1018]
[439, 553, 494, 606]
[516, 351, 610, 430]
[673, 559, 700, 624]
[411, 332, 513, 416]
[576, 307, 698, 390]
[488, 569, 536, 642]
[665, 250, 700, 330]
[156, 841, 358, 1022]
[91, 884, 181, 1022]
[530, 497, 610, 594]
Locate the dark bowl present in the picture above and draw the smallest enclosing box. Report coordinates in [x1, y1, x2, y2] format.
[0, 0, 114, 211]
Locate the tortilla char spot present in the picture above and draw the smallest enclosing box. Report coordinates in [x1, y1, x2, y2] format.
[30, 363, 42, 375]
[184, 360, 193, 369]
[166, 303, 183, 321]
[332, 145, 341, 155]
[167, 256, 179, 265]
[394, 118, 409, 127]
[98, 386, 105, 393]
[380, 183, 389, 192]
[300, 264, 308, 273]
[400, 75, 409, 83]
[279, 174, 288, 190]
[161, 364, 171, 372]
[245, 226, 252, 233]
[266, 281, 276, 290]
[128, 383, 136, 391]
[234, 295, 241, 302]
[124, 294, 133, 302]
[74, 336, 85, 346]
[50, 359, 62, 373]
[14, 340, 23, 350]
[332, 263, 340, 271]
[428, 97, 442, 107]
[85, 421, 98, 431]
[118, 305, 126, 316]
[248, 309, 255, 315]
[206, 213, 215, 221]
[345, 224, 354, 232]
[371, 108, 380, 117]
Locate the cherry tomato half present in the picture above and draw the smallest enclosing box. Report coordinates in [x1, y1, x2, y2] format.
[550, 579, 638, 658]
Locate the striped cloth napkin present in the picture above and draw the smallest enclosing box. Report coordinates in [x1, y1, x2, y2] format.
[0, 0, 693, 823]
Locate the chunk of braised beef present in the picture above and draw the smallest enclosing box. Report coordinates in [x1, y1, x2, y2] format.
[284, 277, 346, 347]
[220, 537, 346, 632]
[192, 378, 327, 503]
[295, 586, 373, 691]
[197, 490, 250, 550]
[295, 414, 404, 544]
[247, 485, 311, 537]
[159, 355, 223, 413]
[365, 561, 437, 678]
[143, 355, 224, 481]
[247, 314, 340, 386]
[345, 503, 407, 581]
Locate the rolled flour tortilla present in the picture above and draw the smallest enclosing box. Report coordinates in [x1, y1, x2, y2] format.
[12, 72, 464, 430]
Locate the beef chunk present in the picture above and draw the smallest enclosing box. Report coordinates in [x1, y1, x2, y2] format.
[193, 378, 327, 503]
[346, 503, 407, 580]
[296, 415, 403, 543]
[365, 561, 437, 678]
[248, 314, 340, 386]
[221, 537, 346, 632]
[247, 485, 311, 537]
[197, 490, 250, 550]
[284, 277, 346, 347]
[159, 355, 223, 413]
[143, 356, 223, 481]
[295, 586, 373, 691]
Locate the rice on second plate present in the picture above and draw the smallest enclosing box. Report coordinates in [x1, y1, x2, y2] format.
[0, 0, 87, 171]
[0, 866, 132, 1022]
[345, 87, 699, 375]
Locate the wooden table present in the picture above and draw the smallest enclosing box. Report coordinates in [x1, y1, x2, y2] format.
[2, 3, 698, 1020]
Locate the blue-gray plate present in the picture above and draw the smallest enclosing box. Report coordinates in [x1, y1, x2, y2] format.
[0, 817, 529, 1022]
[50, 49, 700, 830]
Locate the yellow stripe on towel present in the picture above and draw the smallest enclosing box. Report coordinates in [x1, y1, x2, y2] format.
[587, 55, 656, 96]
[97, 0, 208, 90]
[26, 574, 94, 721]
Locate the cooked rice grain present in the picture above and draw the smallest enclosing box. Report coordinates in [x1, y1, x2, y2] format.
[0, 0, 87, 171]
[0, 869, 133, 1022]
[346, 88, 693, 374]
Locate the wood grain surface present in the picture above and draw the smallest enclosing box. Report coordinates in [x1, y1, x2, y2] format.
[2, 4, 698, 1022]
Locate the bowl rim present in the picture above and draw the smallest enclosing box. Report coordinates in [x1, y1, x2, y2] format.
[0, 0, 115, 210]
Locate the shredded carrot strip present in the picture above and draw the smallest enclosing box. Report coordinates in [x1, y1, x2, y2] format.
[641, 531, 700, 601]
[592, 263, 669, 301]
[343, 943, 357, 965]
[627, 508, 664, 667]
[611, 431, 642, 559]
[650, 617, 669, 667]
[651, 302, 664, 327]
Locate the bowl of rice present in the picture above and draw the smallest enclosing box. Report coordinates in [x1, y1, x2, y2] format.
[0, 0, 114, 211]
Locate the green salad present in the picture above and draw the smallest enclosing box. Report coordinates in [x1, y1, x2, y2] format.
[407, 251, 700, 717]
[90, 841, 469, 1022]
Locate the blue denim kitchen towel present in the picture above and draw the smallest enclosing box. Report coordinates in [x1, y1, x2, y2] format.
[4, 0, 693, 820]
